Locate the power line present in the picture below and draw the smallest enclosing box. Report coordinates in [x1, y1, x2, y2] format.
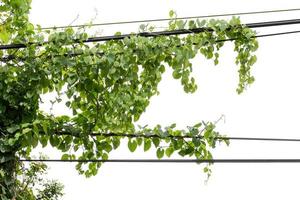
[55, 129, 300, 142]
[1, 18, 300, 50]
[41, 8, 300, 30]
[1, 29, 300, 62]
[213, 29, 300, 42]
[249, 30, 300, 39]
[19, 159, 300, 163]
[219, 136, 300, 142]
[84, 132, 300, 142]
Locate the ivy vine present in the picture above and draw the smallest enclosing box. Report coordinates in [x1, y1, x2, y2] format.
[0, 0, 258, 199]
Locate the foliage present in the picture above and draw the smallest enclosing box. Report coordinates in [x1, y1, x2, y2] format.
[0, 0, 258, 198]
[0, 155, 64, 200]
[0, 0, 33, 44]
[15, 158, 64, 200]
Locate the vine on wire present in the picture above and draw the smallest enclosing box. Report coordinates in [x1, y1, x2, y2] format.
[0, 0, 258, 199]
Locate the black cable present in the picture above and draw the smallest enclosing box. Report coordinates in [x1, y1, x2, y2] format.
[1, 18, 300, 50]
[217, 30, 300, 42]
[84, 132, 300, 142]
[18, 159, 300, 163]
[249, 30, 300, 38]
[218, 137, 300, 142]
[247, 18, 300, 28]
[1, 29, 300, 62]
[41, 8, 300, 30]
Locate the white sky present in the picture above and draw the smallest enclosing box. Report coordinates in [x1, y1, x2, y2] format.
[28, 0, 300, 199]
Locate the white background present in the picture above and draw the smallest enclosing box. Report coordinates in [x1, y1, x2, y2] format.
[29, 0, 300, 199]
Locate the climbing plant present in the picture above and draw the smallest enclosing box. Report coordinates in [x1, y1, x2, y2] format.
[0, 0, 258, 199]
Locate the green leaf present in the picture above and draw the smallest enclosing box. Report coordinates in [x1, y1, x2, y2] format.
[8, 138, 16, 146]
[39, 136, 48, 148]
[249, 55, 257, 65]
[136, 137, 143, 146]
[192, 138, 201, 146]
[132, 65, 139, 73]
[152, 138, 160, 148]
[31, 134, 38, 148]
[156, 148, 164, 159]
[42, 121, 48, 134]
[229, 16, 241, 26]
[102, 142, 112, 153]
[61, 154, 69, 160]
[165, 147, 174, 157]
[102, 153, 108, 160]
[159, 65, 165, 73]
[178, 149, 186, 157]
[33, 124, 39, 135]
[7, 125, 19, 134]
[204, 129, 212, 139]
[22, 128, 32, 134]
[224, 139, 230, 146]
[176, 20, 186, 29]
[143, 139, 151, 152]
[172, 70, 181, 79]
[169, 10, 175, 18]
[50, 136, 60, 147]
[107, 53, 115, 64]
[112, 137, 120, 149]
[0, 28, 9, 43]
[194, 122, 202, 128]
[188, 20, 196, 29]
[203, 166, 209, 173]
[196, 19, 206, 27]
[169, 123, 176, 129]
[128, 139, 137, 152]
[65, 101, 71, 107]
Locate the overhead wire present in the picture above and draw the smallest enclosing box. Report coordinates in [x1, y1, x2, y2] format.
[18, 134, 300, 163]
[1, 18, 300, 50]
[40, 8, 300, 29]
[83, 132, 300, 142]
[19, 159, 300, 163]
[1, 29, 300, 62]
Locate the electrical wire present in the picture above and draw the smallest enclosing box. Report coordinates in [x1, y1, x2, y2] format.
[1, 29, 300, 62]
[18, 159, 300, 163]
[243, 30, 300, 39]
[83, 132, 300, 142]
[217, 136, 300, 142]
[1, 18, 300, 50]
[40, 8, 300, 30]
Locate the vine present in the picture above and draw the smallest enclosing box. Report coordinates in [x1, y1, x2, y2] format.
[0, 0, 258, 198]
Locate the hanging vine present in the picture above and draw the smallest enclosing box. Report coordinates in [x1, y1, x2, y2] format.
[0, 0, 258, 198]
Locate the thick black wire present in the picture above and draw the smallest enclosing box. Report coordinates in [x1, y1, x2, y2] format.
[19, 159, 300, 163]
[1, 18, 300, 50]
[1, 29, 300, 62]
[41, 8, 300, 29]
